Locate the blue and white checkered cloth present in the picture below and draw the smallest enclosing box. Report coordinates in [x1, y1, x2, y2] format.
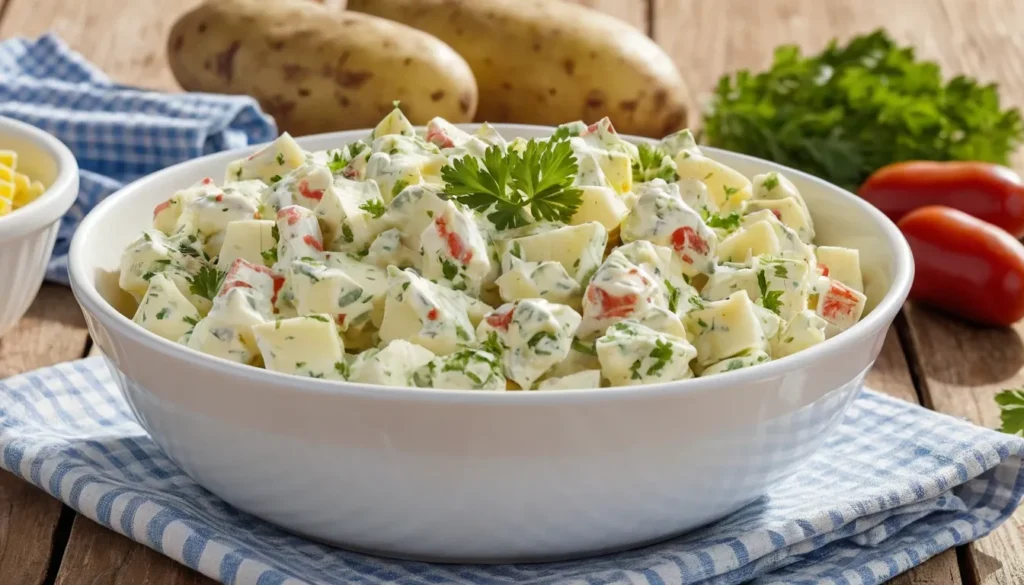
[1, 358, 1022, 585]
[0, 34, 277, 284]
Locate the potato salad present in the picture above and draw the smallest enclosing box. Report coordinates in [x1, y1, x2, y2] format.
[119, 106, 868, 390]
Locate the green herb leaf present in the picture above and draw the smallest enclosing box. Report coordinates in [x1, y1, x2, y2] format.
[360, 198, 387, 219]
[328, 150, 350, 173]
[261, 247, 278, 265]
[705, 212, 742, 230]
[334, 361, 351, 379]
[996, 389, 1024, 435]
[704, 29, 1024, 191]
[441, 258, 460, 281]
[646, 339, 675, 376]
[550, 125, 578, 141]
[571, 338, 597, 356]
[526, 331, 558, 350]
[187, 265, 225, 301]
[441, 140, 582, 230]
[665, 280, 681, 313]
[481, 331, 505, 357]
[757, 269, 784, 315]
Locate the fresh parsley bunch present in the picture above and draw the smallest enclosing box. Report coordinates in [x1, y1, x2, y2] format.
[703, 30, 1024, 191]
[440, 138, 583, 230]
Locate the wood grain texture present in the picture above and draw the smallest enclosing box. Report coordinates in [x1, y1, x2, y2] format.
[54, 517, 215, 585]
[652, 0, 1024, 143]
[865, 322, 920, 405]
[0, 0, 202, 91]
[0, 285, 90, 585]
[902, 303, 1024, 585]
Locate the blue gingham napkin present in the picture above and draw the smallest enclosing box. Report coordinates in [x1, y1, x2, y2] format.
[0, 34, 277, 284]
[1, 358, 1022, 585]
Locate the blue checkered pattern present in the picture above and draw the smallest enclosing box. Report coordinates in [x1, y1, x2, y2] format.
[1, 358, 1022, 585]
[0, 34, 277, 284]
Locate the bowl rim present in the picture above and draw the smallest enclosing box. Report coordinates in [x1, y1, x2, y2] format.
[69, 123, 914, 404]
[0, 115, 79, 242]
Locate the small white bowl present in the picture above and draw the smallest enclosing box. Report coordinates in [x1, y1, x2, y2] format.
[69, 125, 913, 562]
[0, 116, 79, 338]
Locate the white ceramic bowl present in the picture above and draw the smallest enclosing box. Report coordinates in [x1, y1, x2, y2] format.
[69, 125, 913, 563]
[0, 116, 79, 338]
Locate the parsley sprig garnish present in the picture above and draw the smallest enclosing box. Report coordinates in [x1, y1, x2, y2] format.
[757, 269, 784, 315]
[440, 139, 583, 230]
[187, 265, 226, 301]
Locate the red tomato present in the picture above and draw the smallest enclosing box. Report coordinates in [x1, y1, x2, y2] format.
[860, 161, 1024, 237]
[898, 206, 1024, 327]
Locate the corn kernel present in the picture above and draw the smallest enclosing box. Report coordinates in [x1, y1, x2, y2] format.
[13, 176, 43, 208]
[11, 173, 30, 207]
[0, 150, 17, 170]
[0, 195, 11, 217]
[0, 165, 12, 183]
[0, 179, 14, 202]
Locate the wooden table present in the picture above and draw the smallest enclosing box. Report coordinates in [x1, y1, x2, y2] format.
[0, 0, 1021, 583]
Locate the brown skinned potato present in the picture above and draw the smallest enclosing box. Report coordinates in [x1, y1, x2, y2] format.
[348, 0, 688, 138]
[167, 0, 478, 136]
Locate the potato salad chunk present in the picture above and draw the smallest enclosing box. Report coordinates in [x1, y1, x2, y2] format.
[412, 349, 506, 391]
[348, 339, 435, 386]
[667, 130, 752, 213]
[119, 108, 871, 390]
[621, 179, 717, 276]
[132, 273, 201, 342]
[686, 291, 769, 367]
[596, 321, 697, 386]
[419, 201, 493, 294]
[225, 133, 304, 184]
[252, 315, 345, 379]
[476, 299, 582, 389]
[378, 267, 478, 355]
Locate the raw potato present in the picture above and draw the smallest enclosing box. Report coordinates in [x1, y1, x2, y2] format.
[168, 0, 478, 136]
[348, 0, 688, 138]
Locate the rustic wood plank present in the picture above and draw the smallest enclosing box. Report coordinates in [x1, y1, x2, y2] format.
[54, 518, 214, 585]
[0, 285, 90, 378]
[865, 320, 919, 405]
[903, 303, 1024, 585]
[0, 285, 90, 585]
[0, 0, 202, 91]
